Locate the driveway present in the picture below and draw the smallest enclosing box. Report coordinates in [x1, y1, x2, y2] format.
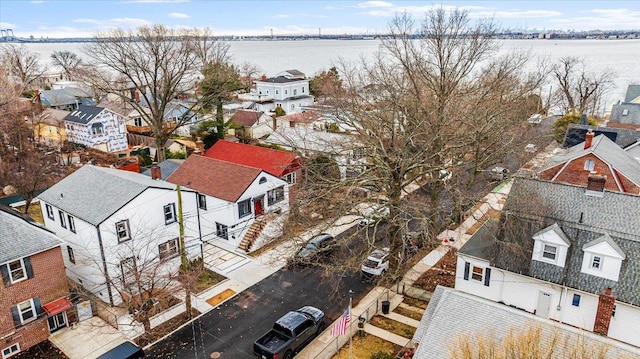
[146, 265, 374, 358]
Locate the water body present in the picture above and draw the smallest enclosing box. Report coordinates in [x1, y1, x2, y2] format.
[18, 39, 640, 110]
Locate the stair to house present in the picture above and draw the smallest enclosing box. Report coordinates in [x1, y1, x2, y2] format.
[238, 218, 266, 252]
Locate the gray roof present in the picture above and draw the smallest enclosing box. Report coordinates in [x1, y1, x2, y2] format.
[610, 103, 640, 124]
[0, 205, 62, 264]
[64, 105, 107, 125]
[38, 165, 179, 226]
[545, 134, 640, 187]
[141, 159, 185, 180]
[259, 76, 302, 84]
[39, 89, 78, 106]
[624, 84, 640, 103]
[412, 286, 640, 359]
[464, 178, 640, 306]
[562, 124, 640, 149]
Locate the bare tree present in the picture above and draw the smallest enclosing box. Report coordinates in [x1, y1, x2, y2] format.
[50, 50, 83, 81]
[551, 56, 614, 115]
[287, 9, 544, 279]
[0, 44, 45, 92]
[81, 25, 229, 162]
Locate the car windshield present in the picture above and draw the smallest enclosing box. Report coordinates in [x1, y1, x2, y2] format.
[304, 243, 319, 250]
[363, 259, 379, 268]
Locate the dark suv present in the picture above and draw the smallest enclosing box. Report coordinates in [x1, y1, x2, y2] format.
[290, 233, 335, 266]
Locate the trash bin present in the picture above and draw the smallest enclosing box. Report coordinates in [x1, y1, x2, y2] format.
[381, 300, 390, 314]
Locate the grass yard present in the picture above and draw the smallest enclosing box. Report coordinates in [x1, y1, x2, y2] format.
[369, 316, 416, 339]
[393, 305, 423, 321]
[402, 296, 429, 310]
[331, 334, 400, 359]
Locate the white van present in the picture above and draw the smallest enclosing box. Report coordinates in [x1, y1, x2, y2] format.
[361, 248, 390, 277]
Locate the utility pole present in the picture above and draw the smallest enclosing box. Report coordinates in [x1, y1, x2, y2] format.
[177, 185, 192, 318]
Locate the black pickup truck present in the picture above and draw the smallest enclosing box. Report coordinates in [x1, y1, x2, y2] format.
[253, 306, 325, 359]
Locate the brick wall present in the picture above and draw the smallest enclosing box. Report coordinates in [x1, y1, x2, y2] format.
[539, 154, 640, 193]
[1, 246, 71, 354]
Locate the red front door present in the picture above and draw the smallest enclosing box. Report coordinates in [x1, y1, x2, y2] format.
[254, 198, 263, 216]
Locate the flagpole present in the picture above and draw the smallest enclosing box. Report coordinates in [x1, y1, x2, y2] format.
[348, 294, 353, 359]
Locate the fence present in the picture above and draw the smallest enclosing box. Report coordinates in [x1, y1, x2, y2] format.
[298, 288, 398, 359]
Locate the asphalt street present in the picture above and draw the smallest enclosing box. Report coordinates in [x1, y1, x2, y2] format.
[147, 242, 376, 359]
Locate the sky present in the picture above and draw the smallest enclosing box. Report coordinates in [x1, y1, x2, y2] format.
[1, 0, 640, 39]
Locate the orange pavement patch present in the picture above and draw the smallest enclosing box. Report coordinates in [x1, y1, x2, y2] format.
[206, 289, 236, 306]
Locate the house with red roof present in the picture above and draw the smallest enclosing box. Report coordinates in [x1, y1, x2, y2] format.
[204, 140, 302, 186]
[166, 155, 288, 251]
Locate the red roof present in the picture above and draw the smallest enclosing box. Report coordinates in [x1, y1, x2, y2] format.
[166, 155, 263, 202]
[204, 140, 300, 177]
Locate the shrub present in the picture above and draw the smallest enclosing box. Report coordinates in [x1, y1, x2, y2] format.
[370, 351, 395, 359]
[552, 112, 597, 143]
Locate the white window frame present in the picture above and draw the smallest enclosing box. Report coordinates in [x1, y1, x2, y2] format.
[238, 199, 251, 219]
[2, 343, 20, 359]
[284, 172, 296, 185]
[59, 210, 66, 229]
[164, 203, 177, 224]
[8, 259, 27, 284]
[591, 255, 602, 270]
[216, 222, 228, 240]
[133, 117, 143, 127]
[68, 214, 76, 233]
[268, 186, 285, 205]
[197, 194, 207, 210]
[67, 246, 75, 264]
[120, 257, 136, 285]
[17, 299, 36, 324]
[45, 204, 54, 220]
[158, 238, 180, 260]
[91, 123, 104, 136]
[584, 159, 595, 171]
[471, 265, 484, 282]
[116, 220, 131, 243]
[542, 244, 557, 261]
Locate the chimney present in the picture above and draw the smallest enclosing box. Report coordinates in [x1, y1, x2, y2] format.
[593, 288, 616, 336]
[150, 165, 162, 180]
[261, 74, 267, 81]
[194, 137, 204, 154]
[584, 130, 594, 149]
[586, 171, 606, 193]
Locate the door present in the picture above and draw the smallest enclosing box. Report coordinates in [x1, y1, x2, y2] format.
[254, 197, 263, 216]
[47, 312, 67, 333]
[536, 292, 552, 319]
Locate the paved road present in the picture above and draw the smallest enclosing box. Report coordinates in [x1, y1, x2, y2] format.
[147, 229, 377, 359]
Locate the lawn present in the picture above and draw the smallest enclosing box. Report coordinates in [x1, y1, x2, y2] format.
[393, 305, 423, 321]
[402, 296, 429, 310]
[369, 316, 416, 339]
[412, 249, 457, 292]
[331, 334, 400, 359]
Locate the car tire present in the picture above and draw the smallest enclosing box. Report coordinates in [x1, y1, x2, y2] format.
[317, 321, 326, 334]
[283, 350, 293, 359]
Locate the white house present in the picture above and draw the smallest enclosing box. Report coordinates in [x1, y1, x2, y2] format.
[38, 165, 202, 306]
[230, 109, 274, 140]
[264, 127, 367, 179]
[455, 177, 640, 348]
[166, 154, 288, 251]
[64, 105, 128, 153]
[238, 70, 314, 114]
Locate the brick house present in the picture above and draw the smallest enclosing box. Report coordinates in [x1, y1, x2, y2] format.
[1, 205, 72, 358]
[539, 130, 640, 194]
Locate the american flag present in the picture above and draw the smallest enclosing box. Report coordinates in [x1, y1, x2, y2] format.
[331, 306, 351, 336]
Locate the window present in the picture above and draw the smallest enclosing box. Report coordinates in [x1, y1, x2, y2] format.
[238, 199, 251, 218]
[120, 257, 136, 284]
[285, 90, 288, 95]
[59, 211, 66, 229]
[164, 203, 176, 224]
[68, 215, 76, 233]
[572, 294, 581, 307]
[302, 87, 305, 93]
[591, 255, 602, 269]
[471, 266, 483, 281]
[158, 238, 180, 260]
[268, 186, 285, 205]
[8, 259, 27, 283]
[115, 220, 131, 243]
[134, 117, 143, 126]
[198, 194, 207, 210]
[275, 90, 279, 95]
[542, 244, 557, 260]
[259, 177, 267, 184]
[293, 89, 298, 96]
[2, 343, 20, 358]
[284, 172, 296, 185]
[216, 223, 228, 240]
[45, 204, 54, 220]
[91, 123, 104, 136]
[622, 109, 629, 116]
[17, 299, 36, 323]
[584, 159, 595, 171]
[67, 246, 75, 264]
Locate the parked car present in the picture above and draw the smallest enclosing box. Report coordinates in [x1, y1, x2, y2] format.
[527, 114, 543, 124]
[289, 233, 335, 266]
[96, 341, 146, 359]
[253, 306, 325, 359]
[358, 204, 390, 227]
[361, 247, 390, 277]
[490, 166, 510, 180]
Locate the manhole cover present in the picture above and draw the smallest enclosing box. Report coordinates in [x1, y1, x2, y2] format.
[210, 352, 221, 359]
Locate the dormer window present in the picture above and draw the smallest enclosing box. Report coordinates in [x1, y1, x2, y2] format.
[581, 234, 625, 281]
[532, 223, 570, 267]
